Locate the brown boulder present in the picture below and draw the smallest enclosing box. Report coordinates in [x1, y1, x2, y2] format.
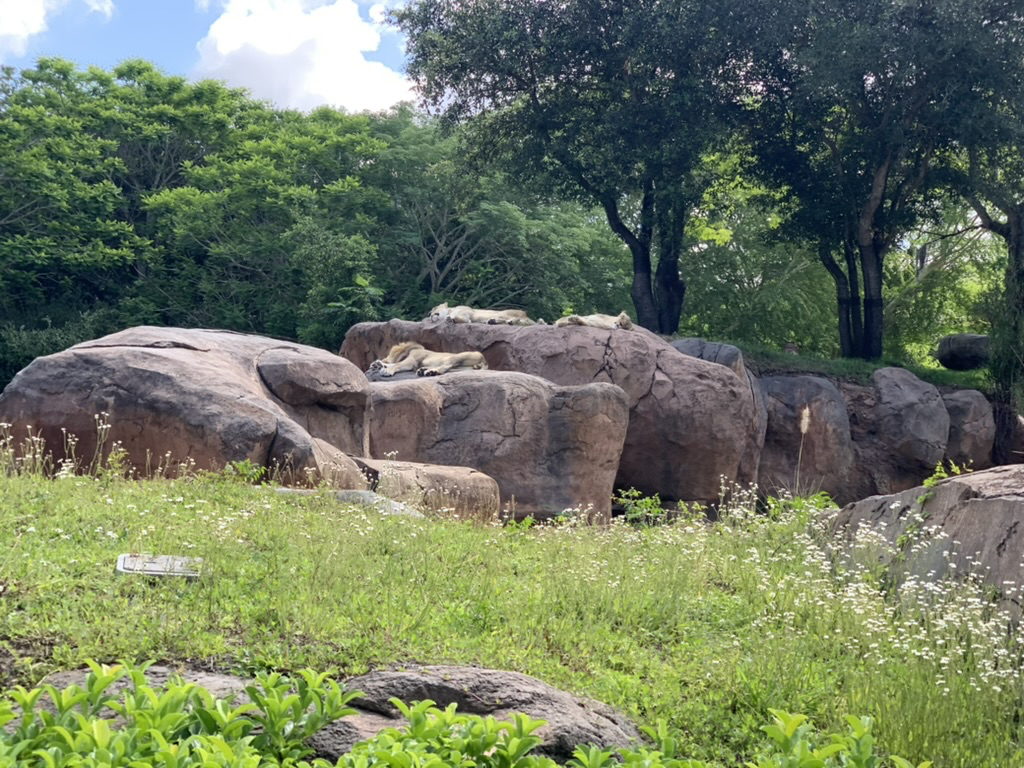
[758, 375, 854, 499]
[367, 371, 629, 521]
[350, 456, 500, 521]
[943, 390, 995, 470]
[830, 464, 1024, 611]
[342, 320, 756, 504]
[0, 326, 369, 487]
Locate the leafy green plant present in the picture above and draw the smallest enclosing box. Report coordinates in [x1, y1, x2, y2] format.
[614, 488, 668, 527]
[0, 660, 362, 767]
[223, 459, 269, 485]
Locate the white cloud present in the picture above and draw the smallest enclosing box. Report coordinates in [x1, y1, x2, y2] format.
[193, 0, 412, 113]
[0, 0, 115, 60]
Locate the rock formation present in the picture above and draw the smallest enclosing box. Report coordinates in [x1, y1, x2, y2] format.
[343, 320, 758, 505]
[366, 370, 629, 521]
[0, 326, 369, 487]
[830, 464, 1024, 610]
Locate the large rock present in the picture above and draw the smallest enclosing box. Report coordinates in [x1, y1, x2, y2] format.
[943, 390, 995, 470]
[0, 326, 369, 487]
[350, 456, 501, 522]
[342, 320, 757, 505]
[367, 371, 629, 521]
[670, 338, 765, 485]
[671, 338, 746, 379]
[758, 375, 854, 499]
[936, 333, 989, 371]
[42, 664, 640, 764]
[835, 369, 951, 501]
[343, 666, 642, 762]
[872, 367, 949, 476]
[830, 465, 1024, 610]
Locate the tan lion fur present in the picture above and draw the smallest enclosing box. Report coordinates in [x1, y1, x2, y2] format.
[428, 302, 536, 326]
[368, 341, 488, 377]
[554, 311, 633, 331]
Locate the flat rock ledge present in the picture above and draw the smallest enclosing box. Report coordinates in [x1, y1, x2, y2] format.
[41, 664, 641, 763]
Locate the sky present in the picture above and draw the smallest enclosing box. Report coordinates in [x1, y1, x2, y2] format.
[0, 0, 415, 112]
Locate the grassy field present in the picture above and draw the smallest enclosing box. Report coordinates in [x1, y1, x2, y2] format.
[0, 436, 1021, 767]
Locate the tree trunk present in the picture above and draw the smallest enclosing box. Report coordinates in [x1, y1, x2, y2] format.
[992, 207, 1024, 463]
[629, 251, 659, 331]
[859, 244, 885, 360]
[843, 242, 864, 358]
[654, 253, 685, 335]
[818, 242, 854, 357]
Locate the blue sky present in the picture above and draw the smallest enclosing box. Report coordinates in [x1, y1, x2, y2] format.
[0, 0, 413, 112]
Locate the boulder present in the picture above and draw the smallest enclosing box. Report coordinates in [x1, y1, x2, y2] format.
[343, 665, 642, 762]
[0, 326, 369, 487]
[670, 338, 746, 379]
[942, 390, 995, 470]
[835, 369, 951, 501]
[872, 367, 949, 478]
[757, 375, 854, 499]
[342, 320, 757, 505]
[936, 333, 989, 371]
[350, 456, 501, 522]
[670, 338, 765, 485]
[42, 664, 641, 764]
[830, 464, 1024, 610]
[367, 371, 629, 522]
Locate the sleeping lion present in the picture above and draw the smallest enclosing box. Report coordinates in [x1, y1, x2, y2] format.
[428, 302, 536, 326]
[554, 312, 634, 331]
[368, 341, 488, 377]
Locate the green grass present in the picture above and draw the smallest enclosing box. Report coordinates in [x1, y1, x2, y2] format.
[0, 451, 1020, 767]
[731, 340, 992, 392]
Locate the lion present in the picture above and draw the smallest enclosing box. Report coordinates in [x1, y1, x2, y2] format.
[554, 311, 634, 331]
[428, 302, 536, 326]
[368, 341, 488, 377]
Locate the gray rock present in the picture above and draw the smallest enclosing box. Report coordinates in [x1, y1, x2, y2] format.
[943, 390, 995, 470]
[344, 665, 642, 762]
[342, 320, 757, 506]
[872, 367, 949, 478]
[670, 338, 746, 379]
[758, 375, 854, 499]
[367, 371, 629, 522]
[830, 464, 1024, 613]
[936, 334, 989, 371]
[40, 664, 641, 764]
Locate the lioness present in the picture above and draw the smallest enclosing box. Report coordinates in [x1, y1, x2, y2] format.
[428, 302, 535, 326]
[554, 311, 634, 331]
[368, 341, 488, 377]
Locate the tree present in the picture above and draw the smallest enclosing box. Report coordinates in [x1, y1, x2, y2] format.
[392, 0, 728, 333]
[736, 0, 1018, 359]
[365, 106, 632, 322]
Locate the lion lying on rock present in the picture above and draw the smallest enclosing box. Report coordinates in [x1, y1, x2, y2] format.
[554, 312, 633, 331]
[429, 302, 538, 326]
[369, 341, 488, 377]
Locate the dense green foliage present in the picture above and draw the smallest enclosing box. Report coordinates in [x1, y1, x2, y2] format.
[0, 430, 1018, 766]
[0, 59, 632, 387]
[2, 0, 1024, 389]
